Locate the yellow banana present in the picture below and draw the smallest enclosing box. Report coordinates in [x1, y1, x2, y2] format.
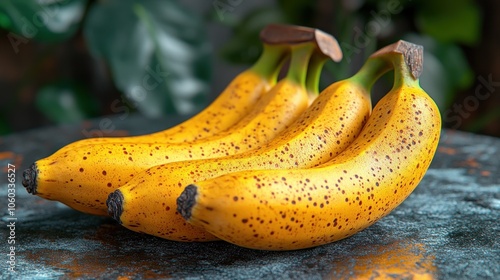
[53, 24, 343, 154]
[52, 34, 286, 155]
[22, 34, 340, 216]
[107, 41, 401, 242]
[177, 40, 442, 250]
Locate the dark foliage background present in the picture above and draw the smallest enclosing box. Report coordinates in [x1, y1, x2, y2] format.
[0, 0, 498, 137]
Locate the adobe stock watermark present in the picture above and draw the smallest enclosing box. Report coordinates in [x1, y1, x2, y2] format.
[341, 0, 408, 63]
[7, 2, 66, 54]
[5, 163, 17, 272]
[213, 0, 245, 21]
[81, 64, 170, 138]
[444, 74, 500, 129]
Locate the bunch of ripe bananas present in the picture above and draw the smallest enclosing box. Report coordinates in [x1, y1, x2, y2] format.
[22, 24, 441, 251]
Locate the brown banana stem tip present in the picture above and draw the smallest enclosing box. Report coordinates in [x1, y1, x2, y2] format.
[22, 163, 38, 194]
[176, 184, 198, 221]
[369, 40, 424, 79]
[106, 190, 124, 223]
[260, 24, 343, 62]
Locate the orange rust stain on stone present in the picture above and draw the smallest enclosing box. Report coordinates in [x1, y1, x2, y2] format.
[480, 170, 491, 177]
[0, 151, 23, 172]
[437, 146, 457, 155]
[458, 157, 480, 168]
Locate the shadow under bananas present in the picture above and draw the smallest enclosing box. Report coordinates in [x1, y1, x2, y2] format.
[17, 199, 436, 279]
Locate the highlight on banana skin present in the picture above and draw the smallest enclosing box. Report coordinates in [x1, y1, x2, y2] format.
[22, 24, 441, 251]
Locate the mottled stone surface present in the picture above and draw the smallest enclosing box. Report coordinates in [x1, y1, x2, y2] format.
[1, 114, 499, 279]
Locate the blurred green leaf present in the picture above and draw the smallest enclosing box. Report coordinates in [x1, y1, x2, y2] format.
[415, 0, 481, 45]
[433, 42, 475, 95]
[220, 7, 286, 64]
[35, 81, 99, 124]
[0, 0, 87, 43]
[84, 0, 211, 117]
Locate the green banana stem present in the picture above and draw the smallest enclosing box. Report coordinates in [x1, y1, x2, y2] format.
[349, 56, 392, 91]
[350, 41, 422, 90]
[285, 43, 316, 87]
[388, 53, 421, 89]
[250, 44, 289, 84]
[305, 52, 329, 97]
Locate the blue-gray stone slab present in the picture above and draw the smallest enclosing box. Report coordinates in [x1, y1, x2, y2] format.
[1, 114, 498, 279]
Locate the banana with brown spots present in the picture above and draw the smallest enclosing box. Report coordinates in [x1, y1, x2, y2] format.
[52, 25, 306, 154]
[177, 40, 442, 250]
[106, 42, 402, 242]
[22, 31, 341, 216]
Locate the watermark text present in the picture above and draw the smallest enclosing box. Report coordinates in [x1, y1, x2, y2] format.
[444, 74, 500, 129]
[341, 0, 407, 63]
[6, 163, 17, 272]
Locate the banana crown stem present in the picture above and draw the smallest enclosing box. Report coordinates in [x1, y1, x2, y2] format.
[250, 44, 289, 84]
[285, 43, 317, 86]
[370, 40, 423, 89]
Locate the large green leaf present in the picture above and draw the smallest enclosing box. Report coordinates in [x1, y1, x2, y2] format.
[84, 0, 211, 117]
[415, 0, 481, 45]
[0, 0, 86, 46]
[35, 81, 100, 124]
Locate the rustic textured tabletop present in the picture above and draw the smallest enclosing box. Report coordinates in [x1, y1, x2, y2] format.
[1, 114, 499, 279]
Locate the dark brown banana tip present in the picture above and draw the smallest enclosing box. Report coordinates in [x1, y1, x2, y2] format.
[176, 184, 198, 221]
[106, 190, 124, 223]
[370, 40, 424, 79]
[260, 24, 343, 62]
[22, 163, 38, 194]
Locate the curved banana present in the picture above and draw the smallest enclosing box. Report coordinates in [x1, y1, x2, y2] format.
[177, 40, 442, 250]
[52, 41, 285, 155]
[107, 43, 398, 241]
[54, 24, 343, 154]
[22, 34, 341, 216]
